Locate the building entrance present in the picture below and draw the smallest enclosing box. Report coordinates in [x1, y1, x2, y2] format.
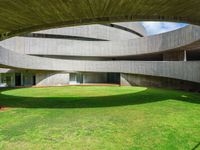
[15, 73, 21, 86]
[69, 72, 120, 84]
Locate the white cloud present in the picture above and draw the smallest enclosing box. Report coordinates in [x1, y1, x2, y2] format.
[142, 22, 188, 35]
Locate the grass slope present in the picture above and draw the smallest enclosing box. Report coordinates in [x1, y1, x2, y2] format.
[0, 86, 199, 150]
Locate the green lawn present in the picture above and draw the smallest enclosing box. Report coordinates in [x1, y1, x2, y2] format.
[0, 86, 199, 150]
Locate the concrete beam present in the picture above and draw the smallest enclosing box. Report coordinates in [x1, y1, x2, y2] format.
[0, 46, 199, 83]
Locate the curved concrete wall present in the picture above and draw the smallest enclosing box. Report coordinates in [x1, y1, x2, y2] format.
[0, 46, 200, 83]
[1, 1, 200, 39]
[35, 22, 146, 41]
[1, 25, 200, 57]
[0, 22, 148, 56]
[36, 72, 69, 86]
[114, 22, 146, 36]
[120, 74, 200, 92]
[0, 21, 200, 86]
[0, 1, 200, 89]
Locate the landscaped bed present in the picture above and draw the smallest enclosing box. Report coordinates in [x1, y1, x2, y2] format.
[0, 86, 199, 150]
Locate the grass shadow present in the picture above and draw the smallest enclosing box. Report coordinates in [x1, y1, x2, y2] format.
[0, 87, 199, 109]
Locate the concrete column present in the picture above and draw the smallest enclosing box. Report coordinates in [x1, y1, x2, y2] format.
[21, 73, 24, 86]
[9, 73, 15, 87]
[184, 50, 187, 61]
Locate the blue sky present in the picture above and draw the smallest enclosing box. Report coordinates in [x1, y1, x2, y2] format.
[142, 22, 188, 35]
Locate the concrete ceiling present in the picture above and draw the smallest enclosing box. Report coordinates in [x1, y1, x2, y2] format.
[0, 0, 200, 40]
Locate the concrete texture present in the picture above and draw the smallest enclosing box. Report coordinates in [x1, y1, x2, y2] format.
[0, 0, 200, 39]
[0, 2, 200, 89]
[34, 22, 146, 41]
[0, 46, 200, 83]
[121, 74, 200, 92]
[1, 25, 200, 57]
[36, 72, 69, 86]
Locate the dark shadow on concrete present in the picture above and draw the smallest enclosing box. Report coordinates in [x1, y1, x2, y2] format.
[0, 87, 199, 109]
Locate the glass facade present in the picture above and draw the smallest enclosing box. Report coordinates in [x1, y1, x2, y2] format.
[69, 72, 120, 84]
[0, 72, 36, 87]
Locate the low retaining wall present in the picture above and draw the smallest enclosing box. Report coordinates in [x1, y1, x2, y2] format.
[121, 73, 200, 92]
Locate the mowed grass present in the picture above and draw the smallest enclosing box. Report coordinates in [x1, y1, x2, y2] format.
[0, 86, 199, 150]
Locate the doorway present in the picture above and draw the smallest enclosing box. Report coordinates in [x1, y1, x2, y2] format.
[33, 75, 36, 85]
[15, 73, 21, 86]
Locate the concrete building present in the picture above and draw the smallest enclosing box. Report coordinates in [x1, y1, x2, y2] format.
[0, 22, 145, 86]
[0, 1, 200, 90]
[0, 23, 200, 91]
